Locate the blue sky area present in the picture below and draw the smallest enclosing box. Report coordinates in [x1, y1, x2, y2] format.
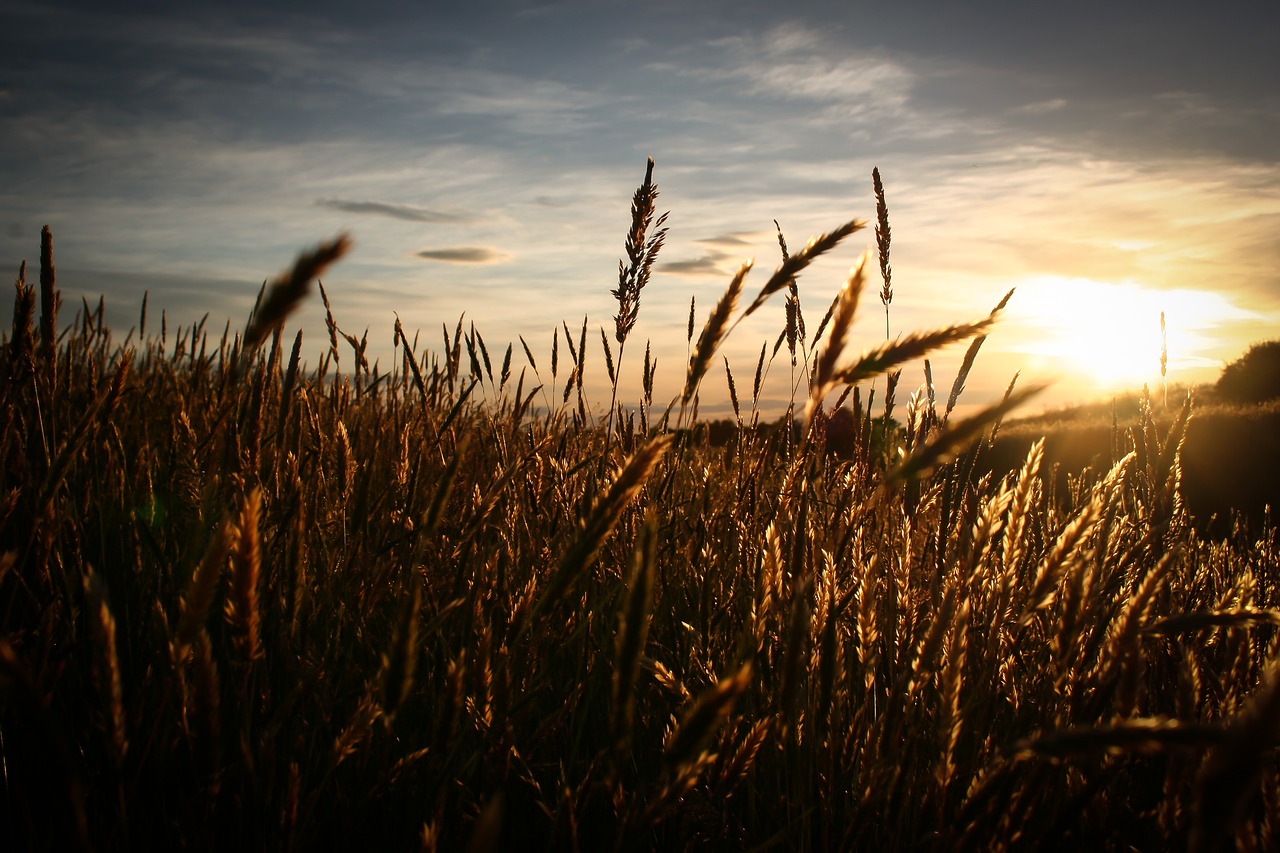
[3, 0, 1278, 417]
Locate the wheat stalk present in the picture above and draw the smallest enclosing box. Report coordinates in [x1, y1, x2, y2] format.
[529, 433, 672, 622]
[872, 168, 892, 339]
[743, 218, 865, 318]
[612, 157, 669, 346]
[944, 288, 1014, 421]
[808, 250, 870, 418]
[243, 234, 351, 352]
[83, 567, 126, 767]
[380, 579, 422, 721]
[225, 487, 264, 662]
[680, 261, 752, 413]
[889, 384, 1045, 485]
[1017, 718, 1225, 759]
[612, 511, 657, 749]
[174, 517, 233, 658]
[664, 664, 752, 769]
[39, 225, 59, 389]
[9, 264, 35, 378]
[1143, 609, 1280, 637]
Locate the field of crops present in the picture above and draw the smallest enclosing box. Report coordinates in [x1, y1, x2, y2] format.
[3, 167, 1278, 851]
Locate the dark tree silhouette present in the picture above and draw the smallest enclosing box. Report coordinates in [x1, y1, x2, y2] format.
[1216, 340, 1280, 404]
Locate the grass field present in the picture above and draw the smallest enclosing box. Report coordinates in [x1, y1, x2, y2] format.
[990, 396, 1280, 540]
[3, 166, 1279, 851]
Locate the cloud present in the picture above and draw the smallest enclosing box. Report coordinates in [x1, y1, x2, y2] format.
[660, 234, 762, 278]
[431, 70, 606, 135]
[695, 232, 760, 249]
[688, 24, 914, 114]
[660, 254, 734, 277]
[317, 198, 470, 224]
[1013, 98, 1068, 115]
[416, 247, 512, 264]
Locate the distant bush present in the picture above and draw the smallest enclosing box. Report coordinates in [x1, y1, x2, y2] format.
[1216, 339, 1280, 404]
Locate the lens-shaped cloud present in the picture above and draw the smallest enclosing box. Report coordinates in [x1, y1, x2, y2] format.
[416, 247, 512, 264]
[660, 254, 734, 277]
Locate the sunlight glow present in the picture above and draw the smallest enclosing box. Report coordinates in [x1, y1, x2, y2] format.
[1004, 276, 1254, 389]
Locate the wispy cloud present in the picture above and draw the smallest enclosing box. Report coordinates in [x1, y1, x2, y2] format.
[684, 24, 914, 119]
[429, 69, 607, 136]
[416, 247, 512, 264]
[1013, 98, 1068, 115]
[317, 198, 470, 224]
[695, 232, 761, 249]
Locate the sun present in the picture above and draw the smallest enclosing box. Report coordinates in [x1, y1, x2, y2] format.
[1004, 276, 1242, 391]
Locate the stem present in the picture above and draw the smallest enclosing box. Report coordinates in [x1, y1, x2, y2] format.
[604, 339, 626, 453]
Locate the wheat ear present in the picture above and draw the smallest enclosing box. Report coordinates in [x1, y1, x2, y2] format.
[225, 487, 264, 662]
[743, 218, 865, 317]
[530, 433, 673, 623]
[808, 250, 870, 418]
[175, 518, 234, 658]
[664, 663, 752, 769]
[244, 234, 351, 352]
[83, 567, 126, 767]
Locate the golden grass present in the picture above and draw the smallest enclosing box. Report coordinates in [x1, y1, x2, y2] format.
[2, 166, 1279, 850]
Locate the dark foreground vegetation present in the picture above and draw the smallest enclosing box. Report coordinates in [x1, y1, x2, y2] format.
[3, 166, 1279, 851]
[988, 397, 1280, 540]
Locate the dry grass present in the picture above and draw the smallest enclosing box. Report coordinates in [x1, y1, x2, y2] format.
[1, 164, 1278, 851]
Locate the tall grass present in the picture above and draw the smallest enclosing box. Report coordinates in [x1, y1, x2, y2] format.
[1, 164, 1278, 851]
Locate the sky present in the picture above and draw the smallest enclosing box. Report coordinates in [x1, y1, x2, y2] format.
[3, 0, 1278, 419]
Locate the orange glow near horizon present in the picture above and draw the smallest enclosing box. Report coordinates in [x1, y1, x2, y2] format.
[1002, 276, 1258, 391]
